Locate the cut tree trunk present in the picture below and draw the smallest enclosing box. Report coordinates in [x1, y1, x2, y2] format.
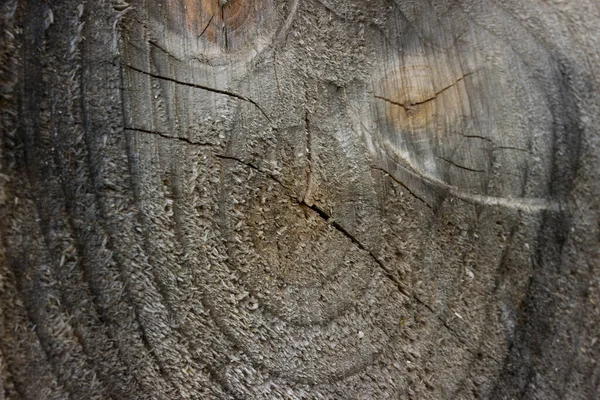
[1, 0, 599, 399]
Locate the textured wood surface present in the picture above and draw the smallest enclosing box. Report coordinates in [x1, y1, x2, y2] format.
[1, 0, 599, 399]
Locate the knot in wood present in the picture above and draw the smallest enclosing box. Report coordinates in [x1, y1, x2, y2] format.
[167, 0, 273, 53]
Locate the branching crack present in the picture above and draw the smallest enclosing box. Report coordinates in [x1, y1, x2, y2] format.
[374, 71, 477, 111]
[122, 63, 272, 123]
[371, 167, 433, 209]
[436, 156, 485, 173]
[124, 127, 215, 147]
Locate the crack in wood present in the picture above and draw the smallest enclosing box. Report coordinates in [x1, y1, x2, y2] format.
[298, 202, 488, 359]
[198, 14, 215, 39]
[214, 154, 292, 193]
[379, 152, 559, 212]
[371, 167, 434, 209]
[457, 133, 494, 144]
[124, 127, 215, 147]
[300, 202, 410, 295]
[148, 41, 185, 62]
[303, 110, 313, 204]
[122, 63, 272, 123]
[374, 71, 477, 111]
[436, 156, 486, 173]
[213, 155, 417, 303]
[204, 154, 502, 360]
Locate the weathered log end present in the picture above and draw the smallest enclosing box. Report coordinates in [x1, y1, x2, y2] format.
[1, 0, 599, 399]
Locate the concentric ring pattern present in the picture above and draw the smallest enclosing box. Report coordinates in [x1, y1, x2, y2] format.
[1, 0, 597, 399]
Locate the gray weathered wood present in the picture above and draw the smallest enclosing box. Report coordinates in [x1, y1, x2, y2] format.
[1, 0, 599, 398]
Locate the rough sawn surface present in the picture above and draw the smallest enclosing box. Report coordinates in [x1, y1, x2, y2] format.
[0, 0, 599, 399]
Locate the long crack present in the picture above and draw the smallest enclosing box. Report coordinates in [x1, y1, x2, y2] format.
[301, 202, 411, 299]
[124, 127, 215, 147]
[198, 14, 214, 39]
[300, 201, 490, 361]
[456, 133, 493, 144]
[371, 166, 434, 209]
[212, 154, 485, 356]
[122, 130, 492, 361]
[303, 110, 313, 203]
[122, 63, 272, 123]
[374, 71, 477, 111]
[148, 41, 185, 62]
[436, 156, 486, 173]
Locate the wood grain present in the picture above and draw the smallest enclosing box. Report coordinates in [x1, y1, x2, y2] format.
[0, 0, 599, 399]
